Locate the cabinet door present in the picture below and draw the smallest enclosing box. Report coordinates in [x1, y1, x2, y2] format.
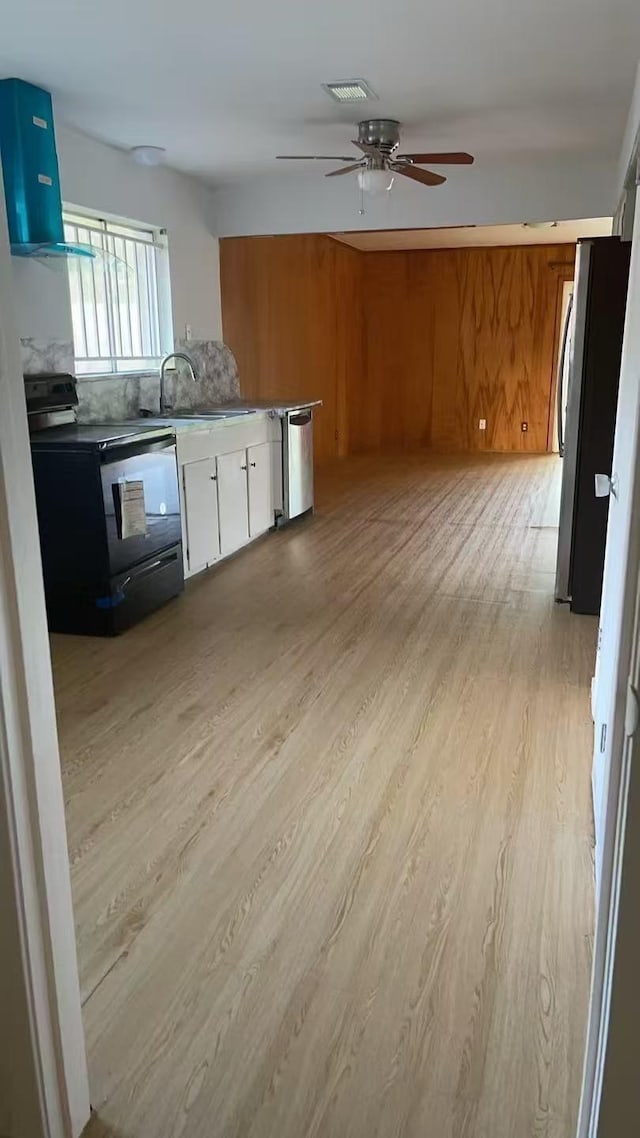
[217, 450, 249, 556]
[248, 442, 274, 537]
[182, 457, 220, 574]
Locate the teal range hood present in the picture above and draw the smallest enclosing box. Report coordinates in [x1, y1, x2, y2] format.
[0, 78, 93, 258]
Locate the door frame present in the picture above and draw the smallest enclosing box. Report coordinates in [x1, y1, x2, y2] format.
[2, 72, 640, 1138]
[576, 139, 640, 1136]
[0, 171, 90, 1136]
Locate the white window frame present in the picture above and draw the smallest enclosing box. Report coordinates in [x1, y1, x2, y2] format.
[63, 207, 172, 378]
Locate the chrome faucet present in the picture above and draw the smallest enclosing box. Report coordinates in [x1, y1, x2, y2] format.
[159, 352, 198, 413]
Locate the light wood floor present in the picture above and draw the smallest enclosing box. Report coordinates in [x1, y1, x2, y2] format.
[53, 453, 596, 1138]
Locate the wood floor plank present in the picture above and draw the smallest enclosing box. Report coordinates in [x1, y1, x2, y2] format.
[53, 452, 596, 1138]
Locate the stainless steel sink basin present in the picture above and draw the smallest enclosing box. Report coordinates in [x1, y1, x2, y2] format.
[173, 408, 254, 419]
[140, 407, 255, 420]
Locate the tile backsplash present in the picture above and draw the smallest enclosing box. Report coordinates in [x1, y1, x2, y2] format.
[20, 338, 241, 422]
[21, 338, 74, 376]
[172, 339, 240, 409]
[77, 374, 147, 422]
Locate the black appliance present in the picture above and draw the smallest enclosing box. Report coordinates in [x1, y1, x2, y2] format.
[554, 236, 631, 615]
[27, 375, 184, 636]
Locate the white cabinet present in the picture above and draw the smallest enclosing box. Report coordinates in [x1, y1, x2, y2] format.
[217, 449, 250, 556]
[248, 442, 274, 537]
[182, 457, 220, 574]
[175, 415, 283, 579]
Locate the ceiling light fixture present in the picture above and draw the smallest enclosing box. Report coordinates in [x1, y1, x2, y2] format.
[357, 167, 394, 195]
[129, 145, 167, 167]
[522, 220, 558, 229]
[323, 80, 378, 103]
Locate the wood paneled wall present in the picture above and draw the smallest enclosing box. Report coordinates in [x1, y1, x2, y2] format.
[220, 236, 574, 457]
[220, 235, 361, 463]
[354, 244, 575, 454]
[354, 253, 434, 452]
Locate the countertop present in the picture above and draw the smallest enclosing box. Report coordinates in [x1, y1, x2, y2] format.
[113, 398, 322, 433]
[207, 399, 323, 414]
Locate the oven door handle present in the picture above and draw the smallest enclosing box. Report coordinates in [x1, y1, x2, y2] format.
[100, 436, 176, 463]
[120, 549, 180, 590]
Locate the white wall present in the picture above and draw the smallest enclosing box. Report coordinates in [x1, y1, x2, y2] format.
[12, 258, 74, 343]
[618, 63, 640, 192]
[209, 151, 617, 237]
[13, 123, 223, 347]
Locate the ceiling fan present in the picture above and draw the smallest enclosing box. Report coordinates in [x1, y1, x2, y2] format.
[277, 119, 474, 191]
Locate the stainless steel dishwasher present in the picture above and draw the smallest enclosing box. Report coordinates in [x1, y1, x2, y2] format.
[280, 406, 315, 524]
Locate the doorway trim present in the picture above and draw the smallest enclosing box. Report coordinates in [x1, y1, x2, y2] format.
[0, 175, 90, 1135]
[1, 76, 639, 1138]
[576, 135, 640, 1138]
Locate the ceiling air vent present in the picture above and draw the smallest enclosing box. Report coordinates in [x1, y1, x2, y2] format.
[322, 80, 378, 103]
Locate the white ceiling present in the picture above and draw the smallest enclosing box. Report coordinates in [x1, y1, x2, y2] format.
[2, 1, 640, 186]
[332, 218, 613, 252]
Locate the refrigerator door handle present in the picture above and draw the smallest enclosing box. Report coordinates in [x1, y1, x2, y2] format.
[554, 240, 593, 603]
[557, 290, 573, 458]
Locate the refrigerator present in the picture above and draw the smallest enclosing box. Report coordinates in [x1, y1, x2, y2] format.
[554, 236, 631, 615]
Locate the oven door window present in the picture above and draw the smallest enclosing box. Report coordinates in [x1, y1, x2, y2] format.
[101, 444, 181, 575]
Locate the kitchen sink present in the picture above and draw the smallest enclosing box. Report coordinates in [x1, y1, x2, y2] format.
[140, 407, 255, 420]
[168, 410, 253, 420]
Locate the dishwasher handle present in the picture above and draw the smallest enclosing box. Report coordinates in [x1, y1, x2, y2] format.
[289, 410, 312, 427]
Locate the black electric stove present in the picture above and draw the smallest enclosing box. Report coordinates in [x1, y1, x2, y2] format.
[29, 421, 175, 449]
[27, 377, 184, 636]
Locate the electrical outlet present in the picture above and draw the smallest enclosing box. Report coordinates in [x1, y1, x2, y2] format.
[521, 421, 528, 432]
[479, 418, 487, 431]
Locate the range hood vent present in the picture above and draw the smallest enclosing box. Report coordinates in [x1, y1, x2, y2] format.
[0, 78, 93, 258]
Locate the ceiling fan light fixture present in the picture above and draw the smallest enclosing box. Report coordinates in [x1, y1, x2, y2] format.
[129, 145, 167, 167]
[357, 167, 395, 195]
[323, 80, 378, 103]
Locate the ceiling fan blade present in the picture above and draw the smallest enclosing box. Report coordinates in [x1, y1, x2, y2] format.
[276, 155, 356, 161]
[392, 164, 446, 187]
[396, 152, 474, 165]
[325, 162, 366, 178]
[351, 140, 384, 160]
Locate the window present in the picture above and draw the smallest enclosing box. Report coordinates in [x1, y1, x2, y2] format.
[63, 209, 170, 376]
